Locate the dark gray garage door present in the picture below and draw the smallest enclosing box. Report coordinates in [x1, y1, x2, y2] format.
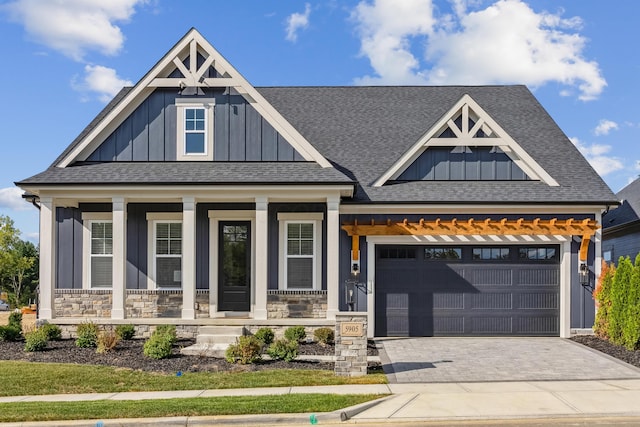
[375, 245, 559, 336]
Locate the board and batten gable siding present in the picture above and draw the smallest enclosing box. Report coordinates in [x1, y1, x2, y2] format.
[86, 89, 305, 162]
[397, 147, 529, 181]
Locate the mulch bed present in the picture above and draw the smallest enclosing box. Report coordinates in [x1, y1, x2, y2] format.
[0, 338, 379, 374]
[570, 335, 640, 369]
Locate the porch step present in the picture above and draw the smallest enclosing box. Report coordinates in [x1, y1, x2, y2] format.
[180, 326, 246, 358]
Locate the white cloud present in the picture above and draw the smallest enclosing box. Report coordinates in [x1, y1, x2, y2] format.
[594, 119, 619, 136]
[72, 64, 133, 102]
[285, 3, 311, 42]
[3, 0, 144, 61]
[570, 137, 624, 176]
[351, 0, 606, 100]
[0, 187, 31, 211]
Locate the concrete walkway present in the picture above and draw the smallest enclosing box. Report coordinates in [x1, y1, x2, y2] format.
[377, 337, 640, 383]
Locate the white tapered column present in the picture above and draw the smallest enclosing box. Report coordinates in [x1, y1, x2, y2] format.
[111, 197, 126, 319]
[182, 197, 196, 319]
[38, 197, 55, 320]
[326, 196, 340, 320]
[254, 197, 268, 319]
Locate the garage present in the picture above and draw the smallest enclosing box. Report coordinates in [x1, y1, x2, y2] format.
[375, 244, 560, 336]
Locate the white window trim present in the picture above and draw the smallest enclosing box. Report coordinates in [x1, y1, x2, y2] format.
[147, 213, 183, 290]
[277, 212, 323, 290]
[176, 98, 215, 161]
[208, 210, 256, 317]
[81, 212, 113, 290]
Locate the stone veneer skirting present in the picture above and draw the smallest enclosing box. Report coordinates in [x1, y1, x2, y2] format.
[266, 290, 327, 319]
[54, 289, 210, 319]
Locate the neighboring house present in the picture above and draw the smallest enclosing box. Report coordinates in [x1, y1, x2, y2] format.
[16, 29, 617, 338]
[602, 177, 640, 265]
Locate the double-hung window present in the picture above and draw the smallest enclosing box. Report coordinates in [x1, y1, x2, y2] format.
[82, 213, 113, 289]
[176, 99, 214, 161]
[147, 213, 183, 289]
[278, 213, 323, 290]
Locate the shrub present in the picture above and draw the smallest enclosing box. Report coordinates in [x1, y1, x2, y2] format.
[0, 325, 22, 342]
[75, 321, 100, 348]
[143, 334, 173, 359]
[608, 256, 633, 346]
[284, 326, 306, 343]
[254, 327, 274, 347]
[115, 324, 136, 340]
[8, 312, 22, 332]
[24, 329, 48, 352]
[154, 325, 177, 344]
[313, 327, 334, 346]
[593, 260, 615, 339]
[623, 253, 640, 350]
[97, 329, 120, 354]
[225, 336, 262, 364]
[267, 338, 299, 362]
[40, 323, 62, 341]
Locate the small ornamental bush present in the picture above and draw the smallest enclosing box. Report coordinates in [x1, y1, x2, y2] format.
[593, 260, 615, 339]
[609, 256, 633, 346]
[24, 329, 48, 352]
[0, 326, 22, 342]
[254, 327, 275, 347]
[154, 325, 177, 344]
[284, 326, 306, 343]
[622, 253, 640, 350]
[313, 327, 334, 346]
[40, 323, 62, 341]
[225, 336, 262, 364]
[267, 338, 299, 362]
[115, 324, 136, 340]
[143, 334, 173, 359]
[75, 321, 100, 348]
[8, 312, 22, 332]
[97, 329, 120, 354]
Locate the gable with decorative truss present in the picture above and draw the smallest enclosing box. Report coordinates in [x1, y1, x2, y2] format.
[373, 94, 558, 187]
[57, 28, 331, 168]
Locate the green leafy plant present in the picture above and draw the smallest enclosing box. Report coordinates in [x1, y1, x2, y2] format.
[154, 325, 177, 344]
[39, 323, 62, 341]
[593, 260, 615, 339]
[622, 253, 640, 350]
[75, 321, 100, 348]
[97, 329, 120, 354]
[0, 325, 22, 341]
[267, 338, 299, 362]
[608, 256, 633, 346]
[284, 326, 306, 343]
[24, 328, 48, 352]
[225, 336, 262, 364]
[115, 324, 136, 340]
[254, 327, 274, 347]
[313, 327, 334, 346]
[8, 311, 22, 332]
[143, 333, 173, 359]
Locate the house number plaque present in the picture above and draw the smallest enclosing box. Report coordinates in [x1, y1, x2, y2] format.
[341, 322, 363, 337]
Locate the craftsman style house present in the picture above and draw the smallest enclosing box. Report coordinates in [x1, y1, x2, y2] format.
[602, 177, 640, 264]
[17, 29, 617, 338]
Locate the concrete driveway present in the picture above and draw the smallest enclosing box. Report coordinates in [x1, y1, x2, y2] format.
[377, 337, 640, 383]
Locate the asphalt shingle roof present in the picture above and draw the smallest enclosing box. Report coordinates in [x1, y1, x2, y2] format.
[19, 85, 617, 205]
[603, 177, 640, 229]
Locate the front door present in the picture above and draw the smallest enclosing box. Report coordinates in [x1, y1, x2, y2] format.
[218, 221, 251, 311]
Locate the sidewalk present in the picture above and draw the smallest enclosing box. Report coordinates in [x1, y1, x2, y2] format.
[3, 379, 640, 426]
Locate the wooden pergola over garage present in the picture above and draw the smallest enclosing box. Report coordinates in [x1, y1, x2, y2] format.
[342, 217, 599, 263]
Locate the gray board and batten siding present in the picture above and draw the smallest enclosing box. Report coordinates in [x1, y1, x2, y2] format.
[54, 202, 327, 292]
[86, 89, 305, 163]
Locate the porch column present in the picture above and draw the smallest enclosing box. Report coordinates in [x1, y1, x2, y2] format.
[326, 196, 340, 320]
[111, 197, 126, 319]
[38, 197, 55, 320]
[254, 196, 268, 319]
[182, 197, 196, 319]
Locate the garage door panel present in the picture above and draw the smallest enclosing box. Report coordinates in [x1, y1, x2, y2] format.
[375, 244, 559, 337]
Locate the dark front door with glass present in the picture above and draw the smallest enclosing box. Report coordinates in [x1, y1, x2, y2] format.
[218, 221, 251, 311]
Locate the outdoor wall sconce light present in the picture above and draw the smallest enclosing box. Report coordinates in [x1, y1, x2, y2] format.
[579, 263, 593, 292]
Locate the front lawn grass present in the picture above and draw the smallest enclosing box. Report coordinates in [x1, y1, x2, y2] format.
[0, 361, 386, 396]
[0, 394, 385, 422]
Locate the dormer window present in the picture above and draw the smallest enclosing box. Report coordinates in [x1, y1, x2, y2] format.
[176, 98, 214, 161]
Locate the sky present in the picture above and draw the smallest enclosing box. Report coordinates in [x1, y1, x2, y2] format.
[0, 0, 638, 243]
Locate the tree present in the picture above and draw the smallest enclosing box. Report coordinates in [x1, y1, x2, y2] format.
[608, 256, 633, 346]
[623, 253, 640, 350]
[0, 215, 38, 307]
[593, 260, 615, 339]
